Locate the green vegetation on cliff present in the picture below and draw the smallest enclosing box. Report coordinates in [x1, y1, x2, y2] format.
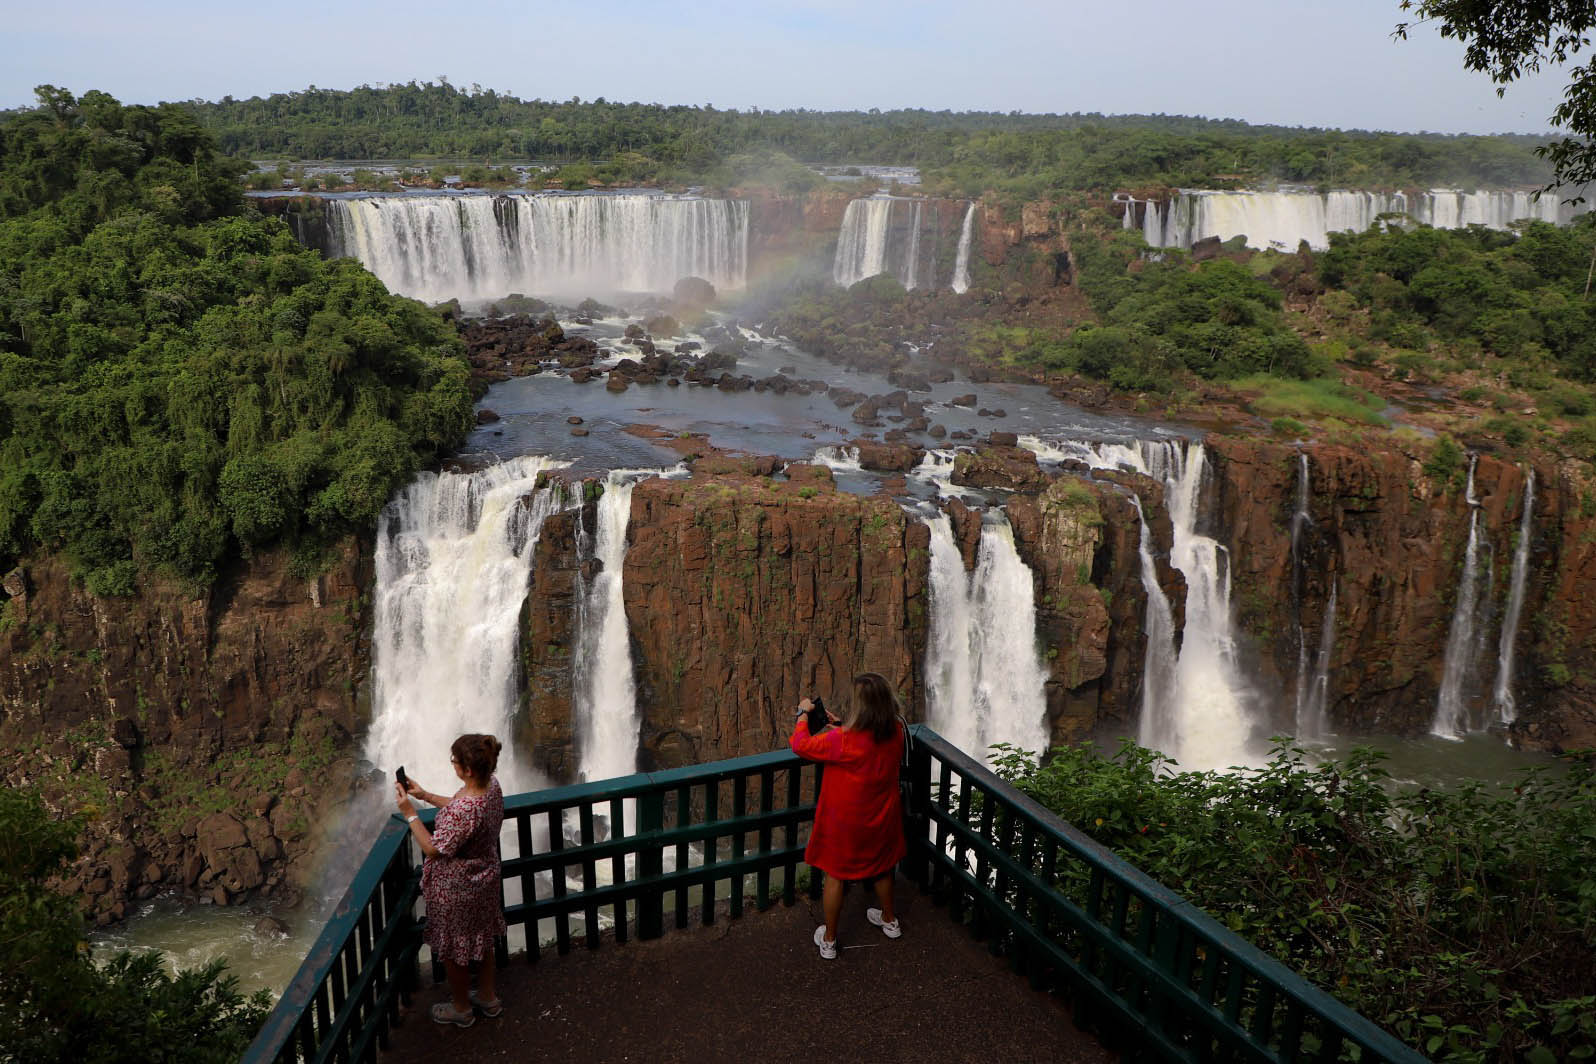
[0, 786, 269, 1062]
[0, 87, 476, 592]
[995, 741, 1596, 1062]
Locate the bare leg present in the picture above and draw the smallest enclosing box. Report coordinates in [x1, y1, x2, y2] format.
[871, 873, 896, 923]
[478, 946, 497, 1003]
[822, 874, 844, 943]
[444, 960, 472, 1014]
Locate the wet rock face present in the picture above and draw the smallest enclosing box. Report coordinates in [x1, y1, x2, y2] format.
[1206, 436, 1594, 748]
[951, 447, 1052, 494]
[0, 542, 368, 921]
[515, 462, 1171, 769]
[522, 474, 932, 767]
[460, 314, 601, 386]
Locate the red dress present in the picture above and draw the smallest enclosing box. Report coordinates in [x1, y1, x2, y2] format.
[790, 718, 906, 880]
[422, 777, 507, 966]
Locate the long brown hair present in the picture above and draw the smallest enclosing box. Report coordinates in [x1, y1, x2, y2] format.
[451, 733, 502, 783]
[848, 673, 901, 741]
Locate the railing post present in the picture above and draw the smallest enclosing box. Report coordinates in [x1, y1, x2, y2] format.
[637, 788, 665, 940]
[902, 726, 932, 886]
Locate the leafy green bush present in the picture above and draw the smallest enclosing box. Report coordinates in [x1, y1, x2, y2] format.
[991, 740, 1596, 1061]
[1076, 250, 1316, 381]
[0, 786, 270, 1061]
[1424, 434, 1466, 484]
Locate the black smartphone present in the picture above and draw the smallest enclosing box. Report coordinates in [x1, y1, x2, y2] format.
[806, 697, 830, 734]
[395, 765, 408, 788]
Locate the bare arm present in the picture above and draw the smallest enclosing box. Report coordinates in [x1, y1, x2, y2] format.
[395, 784, 441, 857]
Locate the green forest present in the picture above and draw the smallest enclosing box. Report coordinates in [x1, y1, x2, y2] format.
[172, 80, 1559, 196]
[0, 87, 475, 595]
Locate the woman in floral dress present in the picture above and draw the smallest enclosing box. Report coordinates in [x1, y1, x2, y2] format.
[395, 733, 507, 1027]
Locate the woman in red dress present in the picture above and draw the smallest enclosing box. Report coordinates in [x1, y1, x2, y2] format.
[394, 733, 507, 1026]
[790, 672, 907, 960]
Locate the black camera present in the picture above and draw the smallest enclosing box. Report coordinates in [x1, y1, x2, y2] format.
[806, 697, 830, 734]
[395, 765, 408, 788]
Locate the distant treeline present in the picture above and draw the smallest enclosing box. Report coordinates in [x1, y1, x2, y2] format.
[174, 81, 1557, 197]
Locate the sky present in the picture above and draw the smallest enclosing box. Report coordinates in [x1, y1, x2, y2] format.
[0, 0, 1576, 135]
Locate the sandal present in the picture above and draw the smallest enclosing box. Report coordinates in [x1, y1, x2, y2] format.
[431, 1002, 476, 1028]
[469, 990, 503, 1018]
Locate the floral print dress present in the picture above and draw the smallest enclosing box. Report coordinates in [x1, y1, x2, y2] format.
[422, 777, 507, 966]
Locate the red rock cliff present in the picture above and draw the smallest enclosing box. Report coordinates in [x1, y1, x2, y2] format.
[0, 543, 368, 922]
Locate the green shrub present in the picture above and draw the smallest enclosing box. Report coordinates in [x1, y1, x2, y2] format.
[1424, 434, 1466, 484]
[0, 786, 270, 1061]
[990, 740, 1596, 1062]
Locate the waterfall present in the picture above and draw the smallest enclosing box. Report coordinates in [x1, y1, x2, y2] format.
[1432, 456, 1491, 739]
[1289, 452, 1313, 729]
[1131, 497, 1180, 756]
[1143, 199, 1165, 247]
[1298, 583, 1337, 740]
[573, 472, 644, 785]
[832, 195, 935, 289]
[1146, 187, 1588, 251]
[833, 196, 894, 287]
[1033, 438, 1258, 770]
[922, 511, 1050, 763]
[951, 202, 977, 294]
[321, 192, 749, 303]
[364, 455, 568, 793]
[902, 200, 923, 290]
[1121, 199, 1137, 230]
[1492, 469, 1536, 724]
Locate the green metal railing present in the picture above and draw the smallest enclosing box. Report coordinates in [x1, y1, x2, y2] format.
[244, 727, 1424, 1064]
[904, 726, 1425, 1064]
[242, 748, 823, 1064]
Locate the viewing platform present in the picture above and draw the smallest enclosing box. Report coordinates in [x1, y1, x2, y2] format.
[243, 727, 1426, 1064]
[380, 878, 1109, 1064]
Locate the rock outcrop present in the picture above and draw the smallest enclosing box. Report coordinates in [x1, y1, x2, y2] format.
[0, 543, 369, 922]
[1206, 436, 1595, 749]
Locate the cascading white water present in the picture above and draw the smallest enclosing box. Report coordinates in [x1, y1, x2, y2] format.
[1157, 444, 1257, 770]
[573, 472, 644, 785]
[951, 202, 977, 294]
[832, 195, 937, 289]
[1289, 452, 1314, 729]
[1026, 438, 1259, 770]
[1432, 456, 1490, 739]
[1143, 198, 1165, 247]
[323, 193, 749, 303]
[833, 196, 895, 287]
[1298, 583, 1337, 740]
[1492, 469, 1536, 724]
[902, 200, 923, 291]
[922, 511, 1050, 763]
[364, 455, 568, 794]
[1131, 496, 1181, 756]
[1143, 187, 1589, 252]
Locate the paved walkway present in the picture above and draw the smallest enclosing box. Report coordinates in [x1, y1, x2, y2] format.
[380, 879, 1114, 1064]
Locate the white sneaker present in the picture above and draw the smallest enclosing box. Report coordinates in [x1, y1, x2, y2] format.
[812, 924, 837, 960]
[867, 908, 902, 939]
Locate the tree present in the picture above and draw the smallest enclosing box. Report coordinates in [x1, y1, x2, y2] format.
[0, 787, 270, 1062]
[1397, 1, 1596, 197]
